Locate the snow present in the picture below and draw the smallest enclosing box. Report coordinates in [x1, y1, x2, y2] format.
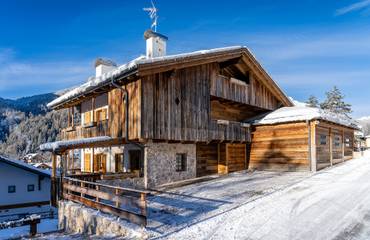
[145, 157, 370, 239]
[0, 218, 58, 240]
[39, 136, 113, 152]
[47, 46, 262, 109]
[251, 106, 359, 129]
[0, 155, 51, 177]
[289, 97, 308, 107]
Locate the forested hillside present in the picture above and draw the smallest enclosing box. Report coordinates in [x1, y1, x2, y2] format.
[0, 93, 67, 159]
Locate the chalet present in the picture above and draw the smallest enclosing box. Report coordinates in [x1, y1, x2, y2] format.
[0, 156, 51, 220]
[39, 30, 357, 226]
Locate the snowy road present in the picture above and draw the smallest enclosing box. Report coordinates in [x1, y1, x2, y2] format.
[149, 157, 370, 240]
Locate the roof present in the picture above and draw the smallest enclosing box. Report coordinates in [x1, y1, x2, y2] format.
[47, 46, 293, 109]
[250, 106, 359, 129]
[0, 156, 51, 177]
[40, 136, 116, 153]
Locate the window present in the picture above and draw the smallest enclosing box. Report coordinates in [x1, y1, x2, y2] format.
[27, 184, 35, 192]
[84, 111, 92, 125]
[95, 108, 108, 122]
[176, 153, 187, 172]
[334, 136, 341, 147]
[115, 153, 124, 173]
[8, 185, 16, 193]
[320, 135, 327, 145]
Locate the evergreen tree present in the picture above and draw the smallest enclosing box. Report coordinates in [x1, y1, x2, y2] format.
[306, 95, 319, 108]
[320, 86, 352, 114]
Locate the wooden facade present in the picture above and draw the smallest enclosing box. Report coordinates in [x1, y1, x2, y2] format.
[196, 143, 247, 177]
[249, 121, 355, 172]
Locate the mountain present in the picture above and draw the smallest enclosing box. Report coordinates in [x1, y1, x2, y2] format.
[0, 92, 67, 159]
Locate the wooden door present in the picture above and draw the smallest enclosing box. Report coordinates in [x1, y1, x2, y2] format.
[196, 143, 218, 177]
[84, 153, 91, 172]
[226, 143, 247, 173]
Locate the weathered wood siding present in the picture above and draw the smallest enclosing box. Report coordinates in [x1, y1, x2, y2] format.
[315, 122, 354, 170]
[196, 143, 218, 177]
[249, 122, 310, 171]
[108, 80, 141, 140]
[226, 143, 247, 173]
[196, 143, 246, 177]
[210, 73, 280, 110]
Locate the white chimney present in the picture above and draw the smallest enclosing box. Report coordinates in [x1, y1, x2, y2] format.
[95, 58, 117, 78]
[144, 29, 168, 58]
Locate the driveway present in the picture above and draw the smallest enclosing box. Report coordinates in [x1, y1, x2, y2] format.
[148, 157, 370, 240]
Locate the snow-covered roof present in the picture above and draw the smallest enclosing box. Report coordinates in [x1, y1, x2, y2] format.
[0, 156, 51, 177]
[48, 46, 292, 109]
[39, 136, 114, 152]
[250, 106, 359, 129]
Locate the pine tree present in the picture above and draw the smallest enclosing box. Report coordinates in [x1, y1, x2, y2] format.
[320, 86, 352, 114]
[306, 95, 319, 108]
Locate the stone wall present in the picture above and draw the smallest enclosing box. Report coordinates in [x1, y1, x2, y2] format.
[59, 200, 148, 239]
[144, 142, 196, 188]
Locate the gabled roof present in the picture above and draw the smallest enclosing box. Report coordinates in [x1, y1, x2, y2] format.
[0, 156, 51, 177]
[48, 46, 293, 109]
[250, 106, 359, 129]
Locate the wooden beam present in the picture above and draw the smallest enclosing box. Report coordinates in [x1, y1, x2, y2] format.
[329, 127, 333, 166]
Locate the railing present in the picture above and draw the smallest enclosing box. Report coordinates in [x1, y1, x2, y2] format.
[209, 119, 251, 142]
[61, 120, 110, 140]
[62, 177, 148, 226]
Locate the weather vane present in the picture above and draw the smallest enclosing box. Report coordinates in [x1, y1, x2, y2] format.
[143, 0, 158, 32]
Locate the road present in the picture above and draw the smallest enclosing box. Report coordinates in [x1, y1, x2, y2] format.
[152, 157, 370, 240]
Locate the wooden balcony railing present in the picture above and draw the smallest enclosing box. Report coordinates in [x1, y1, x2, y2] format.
[209, 119, 251, 142]
[62, 177, 149, 226]
[61, 120, 110, 140]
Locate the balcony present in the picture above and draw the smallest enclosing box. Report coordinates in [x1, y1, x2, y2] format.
[61, 120, 110, 141]
[209, 119, 251, 142]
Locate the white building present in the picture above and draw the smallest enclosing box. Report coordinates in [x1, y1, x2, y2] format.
[0, 156, 52, 221]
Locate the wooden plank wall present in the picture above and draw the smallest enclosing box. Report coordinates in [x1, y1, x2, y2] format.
[108, 80, 141, 140]
[226, 143, 247, 173]
[196, 143, 246, 177]
[141, 64, 212, 142]
[315, 122, 354, 170]
[196, 143, 218, 177]
[210, 73, 280, 110]
[249, 122, 310, 171]
[315, 126, 331, 170]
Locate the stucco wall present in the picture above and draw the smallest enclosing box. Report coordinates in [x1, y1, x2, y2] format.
[144, 142, 196, 188]
[0, 162, 50, 206]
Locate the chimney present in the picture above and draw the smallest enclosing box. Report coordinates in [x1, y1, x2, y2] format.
[95, 58, 117, 78]
[144, 29, 168, 58]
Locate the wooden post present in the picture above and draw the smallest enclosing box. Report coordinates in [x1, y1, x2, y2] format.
[29, 220, 38, 236]
[92, 97, 95, 123]
[342, 129, 345, 162]
[115, 188, 120, 208]
[310, 121, 317, 172]
[140, 193, 147, 216]
[81, 181, 85, 198]
[329, 128, 333, 166]
[71, 106, 74, 128]
[96, 185, 100, 202]
[51, 154, 57, 207]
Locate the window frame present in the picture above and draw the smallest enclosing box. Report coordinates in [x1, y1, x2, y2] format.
[175, 153, 187, 172]
[319, 134, 327, 145]
[27, 184, 35, 192]
[8, 185, 16, 193]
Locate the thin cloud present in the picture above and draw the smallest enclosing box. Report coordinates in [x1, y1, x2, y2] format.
[335, 0, 370, 16]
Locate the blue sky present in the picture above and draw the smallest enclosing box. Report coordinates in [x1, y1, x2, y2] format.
[0, 0, 370, 117]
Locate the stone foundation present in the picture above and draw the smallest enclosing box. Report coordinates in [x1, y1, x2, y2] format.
[58, 200, 148, 239]
[144, 142, 196, 188]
